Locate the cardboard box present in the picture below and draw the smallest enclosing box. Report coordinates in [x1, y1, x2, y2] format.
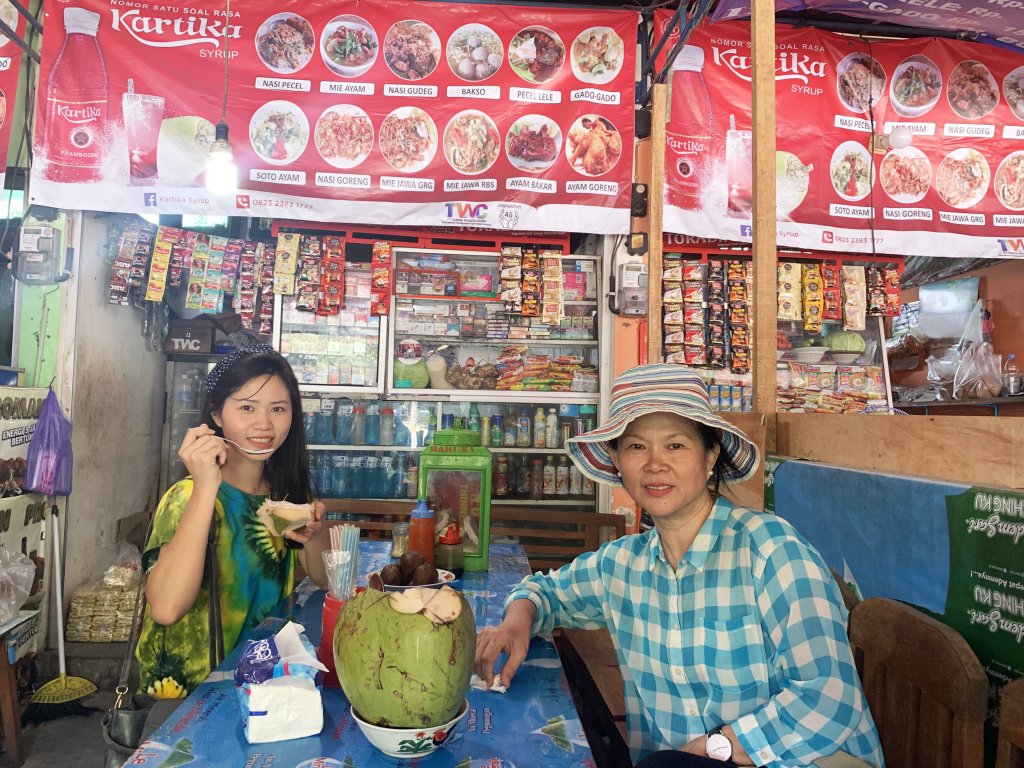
[163, 320, 214, 353]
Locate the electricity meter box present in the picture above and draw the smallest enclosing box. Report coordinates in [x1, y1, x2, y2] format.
[418, 429, 492, 572]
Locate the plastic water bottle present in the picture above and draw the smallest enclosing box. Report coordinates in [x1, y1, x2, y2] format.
[380, 406, 395, 446]
[1006, 354, 1021, 396]
[380, 456, 394, 499]
[334, 401, 353, 445]
[332, 454, 350, 497]
[315, 453, 332, 497]
[350, 404, 366, 446]
[350, 455, 366, 497]
[393, 453, 407, 498]
[365, 403, 380, 446]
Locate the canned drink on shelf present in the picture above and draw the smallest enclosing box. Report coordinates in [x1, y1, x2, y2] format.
[481, 416, 491, 446]
[573, 418, 585, 436]
[560, 422, 573, 447]
[491, 414, 505, 447]
[442, 413, 454, 429]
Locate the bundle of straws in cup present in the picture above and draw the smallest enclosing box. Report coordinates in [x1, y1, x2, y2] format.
[323, 524, 359, 601]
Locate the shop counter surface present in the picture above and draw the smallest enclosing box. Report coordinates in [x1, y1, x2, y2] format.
[126, 542, 595, 768]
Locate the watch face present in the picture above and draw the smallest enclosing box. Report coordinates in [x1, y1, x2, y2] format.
[706, 733, 732, 761]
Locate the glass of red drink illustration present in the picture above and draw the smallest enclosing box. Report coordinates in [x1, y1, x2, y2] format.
[122, 92, 164, 184]
[726, 127, 752, 218]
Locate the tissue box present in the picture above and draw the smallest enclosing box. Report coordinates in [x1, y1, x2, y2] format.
[235, 622, 327, 744]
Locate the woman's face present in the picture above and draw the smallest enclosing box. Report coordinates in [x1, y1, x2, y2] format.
[607, 412, 719, 524]
[214, 374, 293, 459]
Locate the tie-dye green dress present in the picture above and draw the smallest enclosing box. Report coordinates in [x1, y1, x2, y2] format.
[136, 478, 295, 698]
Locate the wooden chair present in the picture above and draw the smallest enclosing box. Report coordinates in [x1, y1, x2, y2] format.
[552, 627, 631, 768]
[996, 677, 1024, 768]
[848, 598, 987, 768]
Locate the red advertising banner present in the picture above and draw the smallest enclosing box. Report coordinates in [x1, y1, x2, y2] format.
[0, 8, 24, 191]
[655, 15, 1024, 260]
[30, 0, 637, 234]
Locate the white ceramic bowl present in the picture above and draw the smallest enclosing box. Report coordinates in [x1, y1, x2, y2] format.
[830, 352, 862, 365]
[351, 699, 469, 758]
[369, 568, 456, 591]
[788, 347, 828, 364]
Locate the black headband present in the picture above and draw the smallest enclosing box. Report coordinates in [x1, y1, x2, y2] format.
[204, 343, 276, 394]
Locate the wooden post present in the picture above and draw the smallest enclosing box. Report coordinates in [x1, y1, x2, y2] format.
[751, 0, 778, 414]
[648, 83, 668, 365]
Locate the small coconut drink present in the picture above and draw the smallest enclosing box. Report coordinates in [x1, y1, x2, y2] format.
[334, 584, 475, 729]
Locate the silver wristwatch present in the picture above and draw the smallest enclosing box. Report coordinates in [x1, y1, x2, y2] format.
[706, 724, 733, 762]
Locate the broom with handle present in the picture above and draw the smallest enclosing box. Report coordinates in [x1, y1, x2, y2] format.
[28, 503, 97, 712]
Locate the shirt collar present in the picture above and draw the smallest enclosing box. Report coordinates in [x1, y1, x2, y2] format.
[650, 496, 735, 572]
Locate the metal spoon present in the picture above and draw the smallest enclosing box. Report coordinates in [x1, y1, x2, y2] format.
[221, 437, 275, 455]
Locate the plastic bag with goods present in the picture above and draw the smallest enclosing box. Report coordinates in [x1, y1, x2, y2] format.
[24, 389, 73, 496]
[953, 342, 1002, 400]
[103, 542, 142, 588]
[0, 548, 36, 623]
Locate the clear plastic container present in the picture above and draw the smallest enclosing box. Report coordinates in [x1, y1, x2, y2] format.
[390, 521, 410, 558]
[350, 404, 366, 446]
[365, 403, 381, 446]
[435, 523, 463, 578]
[380, 406, 395, 445]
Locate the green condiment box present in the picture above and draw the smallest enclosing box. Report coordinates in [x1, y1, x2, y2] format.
[418, 428, 492, 571]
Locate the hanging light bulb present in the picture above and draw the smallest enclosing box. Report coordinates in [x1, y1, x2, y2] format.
[206, 119, 237, 196]
[888, 125, 913, 150]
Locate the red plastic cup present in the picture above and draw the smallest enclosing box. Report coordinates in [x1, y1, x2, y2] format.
[318, 593, 344, 688]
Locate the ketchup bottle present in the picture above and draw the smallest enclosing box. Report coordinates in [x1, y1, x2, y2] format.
[44, 8, 108, 182]
[408, 499, 436, 566]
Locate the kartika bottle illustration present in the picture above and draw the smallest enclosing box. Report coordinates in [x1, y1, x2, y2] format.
[665, 45, 712, 210]
[43, 8, 108, 182]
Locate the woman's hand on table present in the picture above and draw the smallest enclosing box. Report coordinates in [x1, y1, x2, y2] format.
[283, 501, 325, 547]
[474, 598, 536, 688]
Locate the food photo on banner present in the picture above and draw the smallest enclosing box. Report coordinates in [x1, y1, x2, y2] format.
[29, 0, 637, 233]
[654, 14, 1024, 260]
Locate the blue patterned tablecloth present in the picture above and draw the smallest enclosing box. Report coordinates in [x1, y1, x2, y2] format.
[126, 542, 596, 768]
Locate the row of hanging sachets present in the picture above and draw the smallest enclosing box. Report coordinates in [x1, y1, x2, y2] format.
[662, 257, 752, 374]
[778, 262, 900, 332]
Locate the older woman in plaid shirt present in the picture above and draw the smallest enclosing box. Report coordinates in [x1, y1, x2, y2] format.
[475, 364, 883, 768]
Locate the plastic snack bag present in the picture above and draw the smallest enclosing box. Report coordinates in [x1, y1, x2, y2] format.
[0, 549, 36, 623]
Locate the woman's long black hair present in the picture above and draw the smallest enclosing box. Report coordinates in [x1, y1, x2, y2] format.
[199, 351, 313, 503]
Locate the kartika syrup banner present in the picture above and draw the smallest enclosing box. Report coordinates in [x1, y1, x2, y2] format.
[31, 0, 638, 234]
[0, 6, 24, 191]
[655, 15, 1024, 260]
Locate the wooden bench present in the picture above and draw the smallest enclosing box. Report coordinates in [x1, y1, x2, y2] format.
[322, 499, 627, 572]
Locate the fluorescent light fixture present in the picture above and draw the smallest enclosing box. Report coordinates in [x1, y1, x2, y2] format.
[206, 119, 237, 196]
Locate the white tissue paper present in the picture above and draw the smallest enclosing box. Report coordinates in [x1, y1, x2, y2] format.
[234, 621, 328, 743]
[470, 673, 507, 693]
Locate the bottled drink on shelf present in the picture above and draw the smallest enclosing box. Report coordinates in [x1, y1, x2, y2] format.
[379, 406, 395, 446]
[44, 8, 108, 182]
[332, 454, 350, 498]
[491, 414, 505, 448]
[365, 403, 381, 446]
[533, 407, 547, 448]
[516, 408, 532, 447]
[545, 408, 559, 448]
[350, 403, 366, 446]
[1005, 354, 1021, 396]
[503, 411, 517, 447]
[334, 402, 353, 445]
[379, 456, 395, 499]
[556, 456, 570, 496]
[515, 455, 531, 498]
[530, 458, 544, 500]
[365, 455, 381, 497]
[494, 455, 509, 497]
[349, 455, 366, 497]
[581, 472, 595, 497]
[317, 400, 335, 444]
[569, 463, 583, 496]
[468, 402, 481, 434]
[405, 455, 419, 499]
[393, 453, 407, 498]
[543, 455, 556, 497]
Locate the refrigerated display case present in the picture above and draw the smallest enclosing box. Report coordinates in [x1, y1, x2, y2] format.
[273, 234, 607, 513]
[161, 355, 217, 492]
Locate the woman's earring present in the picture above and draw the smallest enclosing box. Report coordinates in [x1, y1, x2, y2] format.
[706, 469, 714, 479]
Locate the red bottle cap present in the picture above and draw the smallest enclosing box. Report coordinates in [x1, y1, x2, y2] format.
[439, 523, 462, 545]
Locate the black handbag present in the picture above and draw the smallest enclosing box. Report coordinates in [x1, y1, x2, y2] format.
[101, 502, 224, 768]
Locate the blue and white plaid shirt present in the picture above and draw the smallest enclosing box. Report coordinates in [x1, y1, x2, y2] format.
[506, 498, 884, 767]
